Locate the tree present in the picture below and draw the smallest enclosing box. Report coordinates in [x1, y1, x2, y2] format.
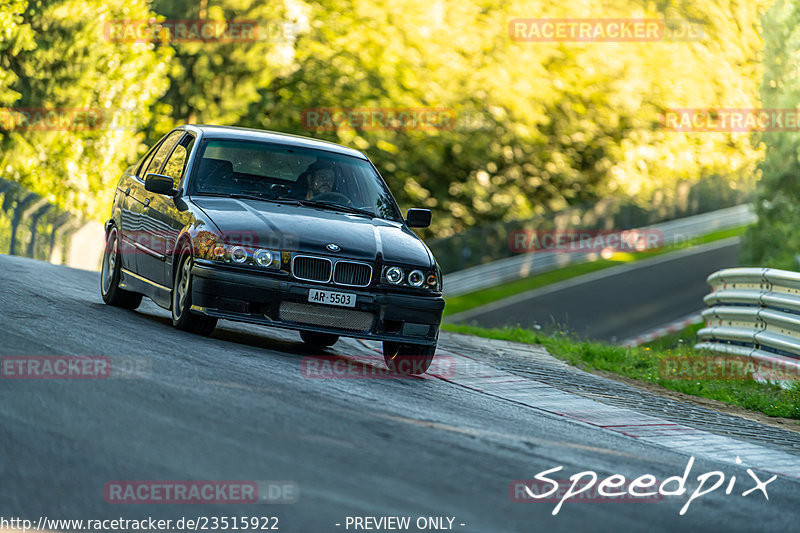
[147, 0, 309, 138]
[0, 0, 171, 219]
[0, 0, 35, 106]
[249, 0, 767, 237]
[741, 0, 800, 269]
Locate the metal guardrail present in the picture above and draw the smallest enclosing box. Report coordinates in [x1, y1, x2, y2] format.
[696, 267, 800, 375]
[443, 204, 756, 297]
[429, 177, 753, 274]
[0, 177, 103, 269]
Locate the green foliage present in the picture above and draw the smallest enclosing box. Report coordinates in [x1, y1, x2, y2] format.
[147, 0, 308, 138]
[0, 0, 35, 105]
[0, 0, 171, 218]
[249, 0, 767, 237]
[741, 0, 800, 269]
[0, 0, 773, 232]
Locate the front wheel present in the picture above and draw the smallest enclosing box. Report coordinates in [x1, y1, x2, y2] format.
[383, 342, 436, 375]
[172, 244, 217, 336]
[100, 226, 142, 309]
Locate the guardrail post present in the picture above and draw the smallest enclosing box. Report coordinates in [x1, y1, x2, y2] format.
[9, 191, 43, 256]
[26, 203, 53, 259]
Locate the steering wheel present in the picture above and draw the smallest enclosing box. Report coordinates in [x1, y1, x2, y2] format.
[269, 183, 291, 198]
[312, 192, 352, 205]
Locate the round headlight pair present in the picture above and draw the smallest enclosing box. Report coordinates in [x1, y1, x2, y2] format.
[225, 247, 278, 268]
[385, 266, 425, 287]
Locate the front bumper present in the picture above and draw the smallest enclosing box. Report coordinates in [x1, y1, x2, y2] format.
[190, 259, 444, 345]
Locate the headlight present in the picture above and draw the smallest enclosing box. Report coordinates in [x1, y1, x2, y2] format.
[211, 245, 226, 260]
[254, 249, 278, 268]
[230, 246, 248, 264]
[408, 270, 424, 287]
[205, 242, 281, 270]
[385, 266, 403, 284]
[381, 265, 439, 291]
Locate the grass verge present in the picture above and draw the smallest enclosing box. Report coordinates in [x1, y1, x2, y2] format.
[443, 225, 749, 317]
[442, 323, 800, 421]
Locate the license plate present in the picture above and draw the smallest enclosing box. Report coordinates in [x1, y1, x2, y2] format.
[308, 289, 356, 308]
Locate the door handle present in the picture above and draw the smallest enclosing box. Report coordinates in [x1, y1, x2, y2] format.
[125, 187, 131, 195]
[144, 198, 151, 207]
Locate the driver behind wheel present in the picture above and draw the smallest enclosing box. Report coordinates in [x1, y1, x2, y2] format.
[297, 160, 350, 203]
[308, 167, 335, 199]
[306, 162, 337, 199]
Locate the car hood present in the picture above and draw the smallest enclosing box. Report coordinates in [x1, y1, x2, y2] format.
[192, 197, 433, 266]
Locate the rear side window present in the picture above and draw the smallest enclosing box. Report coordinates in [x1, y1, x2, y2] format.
[136, 148, 157, 179]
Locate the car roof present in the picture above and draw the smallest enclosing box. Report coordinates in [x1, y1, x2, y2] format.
[179, 124, 368, 160]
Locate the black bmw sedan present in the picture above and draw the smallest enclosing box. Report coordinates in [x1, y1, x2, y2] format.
[101, 125, 444, 374]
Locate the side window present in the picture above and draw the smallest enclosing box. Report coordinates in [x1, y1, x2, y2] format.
[162, 135, 195, 183]
[143, 131, 184, 178]
[136, 144, 158, 179]
[163, 146, 187, 181]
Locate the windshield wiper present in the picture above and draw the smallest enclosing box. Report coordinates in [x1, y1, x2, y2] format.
[298, 200, 375, 218]
[195, 192, 299, 204]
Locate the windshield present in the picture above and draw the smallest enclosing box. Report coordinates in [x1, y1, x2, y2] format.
[188, 139, 403, 222]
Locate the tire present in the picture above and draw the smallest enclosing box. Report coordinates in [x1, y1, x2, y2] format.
[172, 242, 217, 336]
[100, 226, 142, 310]
[383, 342, 436, 375]
[300, 331, 339, 347]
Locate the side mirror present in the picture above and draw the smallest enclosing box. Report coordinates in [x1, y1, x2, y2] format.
[406, 208, 431, 228]
[145, 173, 176, 196]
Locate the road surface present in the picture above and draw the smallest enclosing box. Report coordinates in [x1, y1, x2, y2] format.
[448, 239, 740, 343]
[1, 253, 798, 533]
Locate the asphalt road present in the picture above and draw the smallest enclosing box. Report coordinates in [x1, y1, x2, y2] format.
[1, 253, 798, 532]
[448, 239, 741, 342]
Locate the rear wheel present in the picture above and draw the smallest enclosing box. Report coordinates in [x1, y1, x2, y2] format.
[300, 331, 339, 347]
[172, 243, 217, 336]
[100, 226, 142, 309]
[383, 342, 436, 375]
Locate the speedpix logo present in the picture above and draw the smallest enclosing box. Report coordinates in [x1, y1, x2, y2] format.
[515, 456, 776, 515]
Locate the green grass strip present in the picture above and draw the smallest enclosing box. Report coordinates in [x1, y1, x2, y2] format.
[442, 323, 800, 422]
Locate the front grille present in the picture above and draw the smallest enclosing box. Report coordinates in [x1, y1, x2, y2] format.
[333, 261, 372, 287]
[292, 255, 332, 282]
[279, 302, 375, 331]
